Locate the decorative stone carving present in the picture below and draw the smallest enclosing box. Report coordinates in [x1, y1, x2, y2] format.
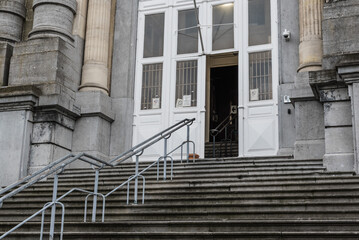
[29, 0, 77, 42]
[0, 0, 26, 43]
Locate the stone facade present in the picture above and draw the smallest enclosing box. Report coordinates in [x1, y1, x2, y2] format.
[1, 0, 359, 186]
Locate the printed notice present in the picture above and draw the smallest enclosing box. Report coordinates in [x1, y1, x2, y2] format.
[250, 89, 259, 101]
[182, 95, 192, 107]
[176, 98, 183, 108]
[152, 98, 160, 109]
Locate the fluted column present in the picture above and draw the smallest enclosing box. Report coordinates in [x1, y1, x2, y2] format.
[298, 0, 323, 72]
[79, 0, 111, 95]
[0, 0, 26, 43]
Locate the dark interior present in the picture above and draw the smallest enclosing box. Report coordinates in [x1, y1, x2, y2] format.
[210, 65, 238, 141]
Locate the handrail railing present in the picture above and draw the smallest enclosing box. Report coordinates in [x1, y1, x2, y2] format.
[210, 113, 238, 157]
[0, 118, 196, 240]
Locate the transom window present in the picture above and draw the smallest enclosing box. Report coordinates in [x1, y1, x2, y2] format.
[212, 3, 234, 51]
[178, 9, 198, 54]
[144, 13, 165, 58]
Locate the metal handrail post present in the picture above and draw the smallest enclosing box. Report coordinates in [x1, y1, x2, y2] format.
[49, 174, 58, 240]
[225, 126, 228, 156]
[134, 155, 140, 204]
[187, 125, 190, 163]
[213, 135, 216, 158]
[92, 169, 99, 222]
[164, 138, 168, 180]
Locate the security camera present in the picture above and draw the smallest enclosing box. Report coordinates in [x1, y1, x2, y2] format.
[282, 29, 291, 41]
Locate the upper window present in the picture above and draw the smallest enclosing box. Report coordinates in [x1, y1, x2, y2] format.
[144, 13, 165, 58]
[212, 3, 234, 51]
[178, 9, 198, 55]
[248, 0, 271, 46]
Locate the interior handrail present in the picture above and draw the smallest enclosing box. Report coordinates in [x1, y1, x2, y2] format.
[210, 113, 237, 137]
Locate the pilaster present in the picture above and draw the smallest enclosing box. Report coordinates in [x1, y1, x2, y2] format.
[310, 70, 354, 172]
[337, 56, 359, 173]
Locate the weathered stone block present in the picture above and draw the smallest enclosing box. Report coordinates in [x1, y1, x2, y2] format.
[324, 101, 352, 127]
[32, 122, 73, 150]
[294, 139, 325, 160]
[325, 127, 354, 154]
[295, 101, 324, 141]
[323, 0, 359, 69]
[72, 91, 113, 159]
[323, 153, 355, 172]
[72, 116, 111, 154]
[0, 110, 32, 187]
[29, 144, 69, 173]
[8, 38, 81, 98]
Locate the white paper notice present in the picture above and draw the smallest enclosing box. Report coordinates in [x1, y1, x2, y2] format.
[250, 89, 259, 101]
[182, 95, 191, 107]
[176, 98, 183, 108]
[152, 98, 160, 109]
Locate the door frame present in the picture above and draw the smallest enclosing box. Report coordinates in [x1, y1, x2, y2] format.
[205, 53, 239, 142]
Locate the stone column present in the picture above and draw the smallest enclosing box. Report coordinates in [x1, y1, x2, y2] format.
[298, 0, 323, 72]
[29, 0, 77, 42]
[79, 0, 111, 95]
[0, 0, 26, 43]
[0, 0, 26, 86]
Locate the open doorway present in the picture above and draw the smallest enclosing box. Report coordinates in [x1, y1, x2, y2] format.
[205, 53, 238, 157]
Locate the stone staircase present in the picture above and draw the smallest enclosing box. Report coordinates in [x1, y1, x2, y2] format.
[2, 156, 359, 239]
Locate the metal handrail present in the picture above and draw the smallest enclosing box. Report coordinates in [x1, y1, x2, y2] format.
[0, 118, 196, 239]
[109, 118, 195, 165]
[0, 153, 113, 207]
[210, 113, 238, 157]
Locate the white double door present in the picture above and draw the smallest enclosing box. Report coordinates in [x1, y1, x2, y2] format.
[132, 56, 278, 161]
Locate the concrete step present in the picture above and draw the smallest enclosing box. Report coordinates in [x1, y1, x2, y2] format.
[2, 220, 359, 233]
[2, 209, 359, 221]
[3, 231, 359, 240]
[3, 202, 359, 216]
[59, 161, 324, 176]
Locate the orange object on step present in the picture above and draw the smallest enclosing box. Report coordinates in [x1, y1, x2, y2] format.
[188, 153, 200, 159]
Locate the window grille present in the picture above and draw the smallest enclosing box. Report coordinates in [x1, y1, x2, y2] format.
[141, 63, 163, 110]
[176, 60, 198, 107]
[249, 51, 272, 101]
